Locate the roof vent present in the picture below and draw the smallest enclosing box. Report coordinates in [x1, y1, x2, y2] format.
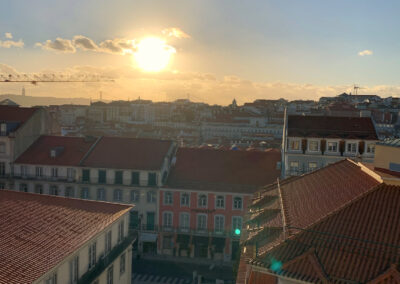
[50, 146, 64, 158]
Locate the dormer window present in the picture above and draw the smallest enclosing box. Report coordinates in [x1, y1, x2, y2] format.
[327, 142, 338, 152]
[346, 142, 357, 153]
[289, 139, 301, 151]
[308, 140, 319, 152]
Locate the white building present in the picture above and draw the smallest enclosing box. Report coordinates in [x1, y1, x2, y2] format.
[0, 190, 133, 284]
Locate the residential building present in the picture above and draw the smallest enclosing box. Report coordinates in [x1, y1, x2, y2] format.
[159, 147, 281, 262]
[0, 190, 134, 284]
[237, 159, 387, 284]
[0, 105, 47, 189]
[370, 138, 400, 185]
[282, 115, 379, 177]
[12, 135, 177, 255]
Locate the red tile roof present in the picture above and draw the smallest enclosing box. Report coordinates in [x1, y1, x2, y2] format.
[288, 115, 378, 140]
[246, 160, 382, 254]
[249, 184, 400, 283]
[15, 135, 97, 166]
[0, 105, 38, 132]
[81, 136, 174, 170]
[0, 190, 131, 284]
[165, 148, 281, 193]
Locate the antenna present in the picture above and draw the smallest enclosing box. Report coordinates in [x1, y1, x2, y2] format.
[353, 84, 365, 95]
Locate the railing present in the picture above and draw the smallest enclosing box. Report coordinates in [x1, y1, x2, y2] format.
[12, 174, 76, 183]
[78, 230, 137, 284]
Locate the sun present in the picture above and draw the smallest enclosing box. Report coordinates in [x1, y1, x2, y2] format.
[133, 37, 175, 72]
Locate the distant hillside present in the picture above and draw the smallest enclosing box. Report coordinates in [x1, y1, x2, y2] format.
[0, 94, 90, 107]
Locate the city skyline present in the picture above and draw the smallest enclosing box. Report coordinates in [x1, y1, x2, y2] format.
[2, 0, 400, 104]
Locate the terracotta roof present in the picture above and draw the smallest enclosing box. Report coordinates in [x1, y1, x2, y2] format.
[287, 115, 378, 140]
[0, 190, 131, 284]
[81, 136, 174, 170]
[165, 148, 281, 193]
[250, 184, 400, 283]
[0, 105, 38, 132]
[15, 135, 97, 166]
[246, 160, 381, 252]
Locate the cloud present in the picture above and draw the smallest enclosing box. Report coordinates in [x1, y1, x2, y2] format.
[5, 33, 12, 39]
[162, 27, 190, 39]
[36, 38, 76, 53]
[0, 39, 24, 48]
[98, 38, 136, 54]
[358, 50, 373, 56]
[73, 35, 98, 51]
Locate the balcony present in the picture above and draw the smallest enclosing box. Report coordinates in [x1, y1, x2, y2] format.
[78, 230, 137, 284]
[13, 174, 76, 183]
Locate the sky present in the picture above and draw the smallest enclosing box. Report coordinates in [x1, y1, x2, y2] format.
[1, 0, 400, 104]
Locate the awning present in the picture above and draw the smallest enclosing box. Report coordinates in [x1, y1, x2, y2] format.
[140, 232, 158, 242]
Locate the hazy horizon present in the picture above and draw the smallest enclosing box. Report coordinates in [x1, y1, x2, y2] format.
[2, 0, 400, 104]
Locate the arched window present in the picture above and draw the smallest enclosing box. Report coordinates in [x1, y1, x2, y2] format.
[216, 195, 225, 209]
[233, 197, 242, 210]
[198, 194, 207, 208]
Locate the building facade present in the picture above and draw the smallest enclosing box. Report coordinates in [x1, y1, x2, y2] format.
[0, 190, 134, 284]
[282, 115, 378, 177]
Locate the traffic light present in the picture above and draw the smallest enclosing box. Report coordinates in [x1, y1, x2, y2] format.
[234, 228, 241, 235]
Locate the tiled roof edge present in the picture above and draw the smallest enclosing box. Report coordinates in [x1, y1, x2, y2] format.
[79, 136, 103, 166]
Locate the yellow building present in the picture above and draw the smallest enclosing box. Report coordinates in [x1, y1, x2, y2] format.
[372, 138, 400, 185]
[0, 190, 135, 284]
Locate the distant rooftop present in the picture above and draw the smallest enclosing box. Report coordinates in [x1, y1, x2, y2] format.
[377, 138, 400, 148]
[0, 190, 131, 284]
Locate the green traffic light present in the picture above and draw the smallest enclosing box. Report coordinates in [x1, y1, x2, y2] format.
[235, 228, 241, 235]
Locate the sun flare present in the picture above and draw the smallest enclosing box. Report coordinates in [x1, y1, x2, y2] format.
[133, 37, 175, 72]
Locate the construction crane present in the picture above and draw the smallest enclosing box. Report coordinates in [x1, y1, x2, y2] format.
[0, 73, 114, 85]
[353, 84, 364, 95]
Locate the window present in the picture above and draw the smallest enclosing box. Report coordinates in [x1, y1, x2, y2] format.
[81, 187, 90, 199]
[327, 142, 338, 152]
[179, 212, 190, 230]
[130, 190, 140, 202]
[97, 188, 105, 200]
[367, 143, 375, 153]
[308, 162, 317, 172]
[308, 140, 319, 151]
[69, 255, 79, 284]
[289, 139, 300, 150]
[290, 161, 299, 170]
[120, 253, 126, 275]
[98, 170, 106, 184]
[118, 220, 125, 243]
[46, 273, 57, 284]
[163, 212, 173, 228]
[216, 195, 225, 209]
[0, 142, 5, 153]
[233, 197, 243, 210]
[35, 167, 43, 177]
[347, 142, 357, 153]
[164, 191, 173, 205]
[65, 186, 74, 197]
[232, 216, 243, 232]
[107, 265, 113, 284]
[198, 194, 207, 208]
[88, 242, 96, 269]
[34, 184, 43, 194]
[113, 189, 123, 202]
[0, 162, 5, 176]
[115, 171, 123, 185]
[82, 169, 90, 183]
[51, 168, 58, 178]
[197, 214, 207, 231]
[131, 172, 140, 185]
[180, 193, 190, 207]
[214, 215, 225, 233]
[19, 183, 28, 192]
[0, 123, 6, 135]
[147, 191, 156, 203]
[21, 165, 27, 176]
[148, 172, 157, 186]
[49, 185, 59, 196]
[105, 231, 112, 254]
[67, 168, 75, 180]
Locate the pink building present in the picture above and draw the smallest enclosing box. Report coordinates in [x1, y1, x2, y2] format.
[158, 147, 281, 261]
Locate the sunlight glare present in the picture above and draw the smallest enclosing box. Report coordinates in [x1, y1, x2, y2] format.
[133, 37, 175, 72]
